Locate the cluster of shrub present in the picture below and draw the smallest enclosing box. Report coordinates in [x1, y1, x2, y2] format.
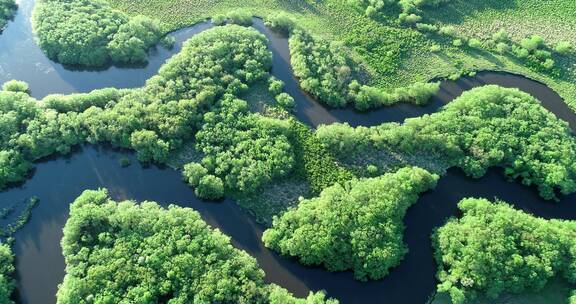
[0, 25, 295, 204]
[57, 189, 337, 303]
[349, 0, 452, 22]
[418, 23, 572, 73]
[211, 9, 253, 26]
[266, 13, 439, 111]
[434, 198, 576, 304]
[349, 0, 573, 74]
[0, 0, 16, 30]
[263, 167, 438, 280]
[316, 85, 576, 200]
[33, 0, 171, 67]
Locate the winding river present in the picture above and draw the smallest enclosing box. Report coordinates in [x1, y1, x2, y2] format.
[1, 1, 575, 303]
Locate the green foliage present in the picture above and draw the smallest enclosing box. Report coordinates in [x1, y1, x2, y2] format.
[0, 25, 278, 191]
[268, 77, 285, 96]
[555, 41, 573, 54]
[33, 0, 164, 67]
[2, 80, 29, 94]
[130, 129, 170, 163]
[433, 198, 576, 304]
[290, 29, 354, 108]
[316, 85, 576, 200]
[0, 197, 40, 239]
[226, 9, 252, 26]
[352, 81, 440, 110]
[182, 162, 208, 187]
[265, 12, 296, 34]
[289, 121, 354, 195]
[211, 14, 226, 25]
[0, 243, 14, 304]
[195, 174, 224, 200]
[57, 189, 337, 304]
[520, 35, 546, 51]
[107, 15, 164, 64]
[263, 167, 438, 281]
[275, 92, 295, 109]
[0, 0, 16, 30]
[290, 29, 437, 110]
[194, 96, 294, 194]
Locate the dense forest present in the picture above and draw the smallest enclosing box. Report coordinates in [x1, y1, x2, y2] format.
[316, 85, 576, 200]
[0, 25, 291, 196]
[32, 0, 166, 66]
[0, 0, 15, 30]
[0, 243, 14, 304]
[58, 189, 337, 303]
[433, 198, 576, 304]
[2, 0, 576, 302]
[263, 167, 438, 280]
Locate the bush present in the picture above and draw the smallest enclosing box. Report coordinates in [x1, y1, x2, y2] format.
[211, 14, 226, 25]
[265, 12, 296, 34]
[2, 80, 29, 93]
[555, 41, 572, 54]
[520, 35, 545, 51]
[263, 167, 439, 281]
[468, 38, 482, 49]
[268, 77, 285, 96]
[107, 15, 164, 64]
[226, 10, 252, 26]
[495, 42, 510, 54]
[434, 198, 576, 304]
[195, 175, 224, 200]
[492, 29, 509, 42]
[275, 93, 295, 109]
[182, 162, 208, 187]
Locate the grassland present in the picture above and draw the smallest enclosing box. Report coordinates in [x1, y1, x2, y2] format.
[106, 0, 576, 112]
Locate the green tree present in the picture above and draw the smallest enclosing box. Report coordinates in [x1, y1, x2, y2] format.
[263, 167, 438, 280]
[434, 198, 576, 304]
[57, 189, 337, 304]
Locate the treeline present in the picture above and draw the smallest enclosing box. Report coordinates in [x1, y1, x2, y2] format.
[0, 25, 281, 194]
[433, 198, 576, 304]
[263, 167, 438, 281]
[0, 0, 16, 30]
[315, 85, 576, 200]
[0, 243, 14, 304]
[32, 0, 167, 67]
[289, 28, 439, 110]
[416, 24, 571, 74]
[58, 189, 337, 304]
[348, 0, 452, 22]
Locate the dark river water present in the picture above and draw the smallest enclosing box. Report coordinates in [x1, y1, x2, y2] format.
[1, 1, 575, 304]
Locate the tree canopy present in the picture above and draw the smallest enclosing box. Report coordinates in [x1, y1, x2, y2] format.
[0, 0, 16, 30]
[433, 198, 576, 304]
[0, 243, 14, 304]
[0, 25, 284, 195]
[316, 85, 576, 200]
[263, 167, 438, 281]
[57, 189, 337, 304]
[33, 0, 164, 67]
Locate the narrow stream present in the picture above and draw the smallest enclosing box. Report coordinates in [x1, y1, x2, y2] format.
[0, 1, 575, 304]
